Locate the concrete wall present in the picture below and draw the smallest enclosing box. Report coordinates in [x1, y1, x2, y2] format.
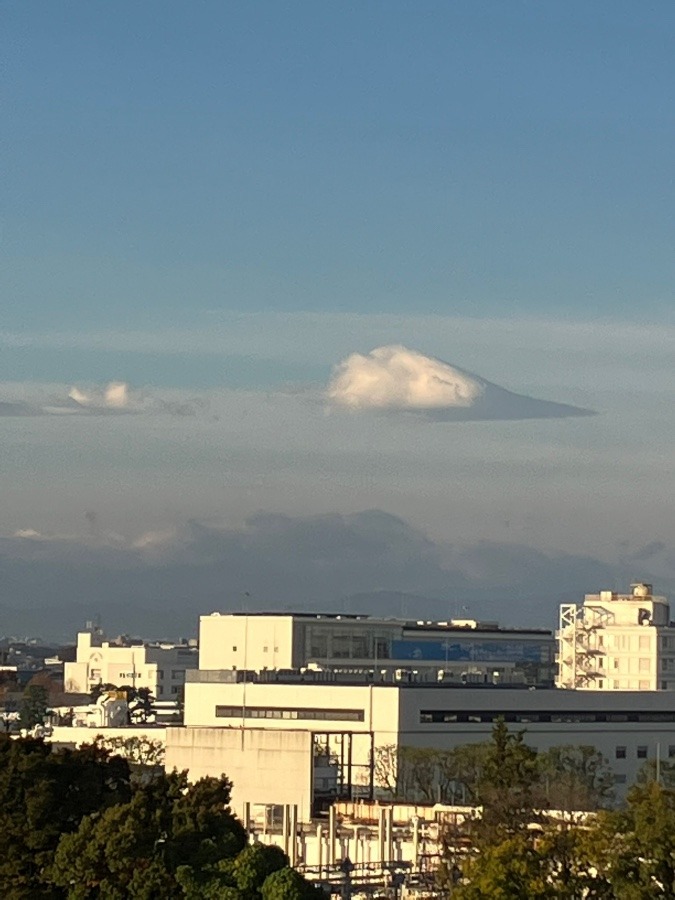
[199, 615, 297, 671]
[184, 681, 675, 800]
[48, 725, 167, 748]
[165, 726, 314, 820]
[183, 679, 400, 754]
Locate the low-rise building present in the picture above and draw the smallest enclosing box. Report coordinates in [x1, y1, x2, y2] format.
[169, 669, 675, 817]
[199, 612, 555, 686]
[64, 631, 198, 699]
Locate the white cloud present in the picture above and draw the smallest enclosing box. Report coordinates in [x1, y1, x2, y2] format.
[328, 345, 484, 411]
[326, 344, 592, 420]
[0, 381, 203, 418]
[132, 529, 178, 551]
[67, 381, 132, 411]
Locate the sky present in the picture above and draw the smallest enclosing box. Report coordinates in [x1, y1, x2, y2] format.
[2, 2, 675, 638]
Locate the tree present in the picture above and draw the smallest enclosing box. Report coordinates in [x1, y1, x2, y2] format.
[231, 843, 289, 895]
[0, 736, 131, 897]
[261, 866, 324, 900]
[453, 834, 553, 900]
[454, 826, 606, 900]
[583, 781, 675, 897]
[49, 772, 247, 897]
[535, 745, 615, 812]
[18, 683, 49, 730]
[637, 757, 675, 789]
[90, 682, 119, 703]
[468, 719, 539, 846]
[373, 743, 489, 804]
[436, 744, 490, 806]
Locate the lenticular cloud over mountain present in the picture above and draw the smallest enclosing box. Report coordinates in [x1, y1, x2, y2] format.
[328, 345, 594, 421]
[328, 345, 484, 411]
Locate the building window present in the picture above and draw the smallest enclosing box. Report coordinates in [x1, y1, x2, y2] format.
[420, 710, 675, 726]
[639, 680, 650, 690]
[639, 658, 650, 672]
[157, 670, 164, 678]
[639, 635, 650, 650]
[351, 636, 369, 658]
[171, 670, 183, 679]
[332, 636, 351, 659]
[215, 705, 364, 722]
[232, 646, 238, 652]
[171, 686, 179, 694]
[614, 774, 627, 784]
[616, 746, 626, 759]
[637, 746, 648, 759]
[263, 646, 268, 653]
[668, 746, 675, 758]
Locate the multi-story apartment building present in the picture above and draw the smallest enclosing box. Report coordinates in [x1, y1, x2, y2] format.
[557, 583, 675, 690]
[64, 631, 198, 699]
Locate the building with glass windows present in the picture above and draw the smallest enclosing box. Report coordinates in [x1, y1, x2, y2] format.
[557, 583, 675, 690]
[199, 612, 555, 686]
[168, 669, 675, 817]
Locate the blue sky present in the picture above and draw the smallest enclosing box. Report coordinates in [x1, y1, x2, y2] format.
[5, 2, 675, 335]
[2, 2, 675, 636]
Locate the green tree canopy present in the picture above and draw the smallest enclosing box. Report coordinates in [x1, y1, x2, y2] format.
[261, 866, 325, 900]
[231, 843, 289, 895]
[468, 719, 539, 846]
[18, 683, 49, 730]
[49, 772, 249, 898]
[0, 736, 131, 898]
[584, 780, 675, 898]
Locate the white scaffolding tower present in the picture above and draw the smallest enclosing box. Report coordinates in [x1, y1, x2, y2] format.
[556, 603, 614, 689]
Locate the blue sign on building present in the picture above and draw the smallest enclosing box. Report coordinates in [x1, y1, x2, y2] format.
[391, 639, 544, 663]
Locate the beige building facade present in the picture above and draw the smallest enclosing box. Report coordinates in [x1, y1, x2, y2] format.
[557, 583, 675, 691]
[64, 631, 198, 699]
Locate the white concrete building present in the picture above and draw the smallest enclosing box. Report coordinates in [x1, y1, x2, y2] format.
[557, 583, 675, 690]
[64, 631, 198, 699]
[199, 612, 555, 686]
[168, 670, 675, 817]
[163, 598, 675, 822]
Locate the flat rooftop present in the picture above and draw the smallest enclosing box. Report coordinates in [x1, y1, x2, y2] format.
[205, 611, 551, 636]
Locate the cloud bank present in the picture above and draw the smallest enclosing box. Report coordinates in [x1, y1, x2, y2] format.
[0, 382, 202, 418]
[2, 510, 671, 640]
[328, 345, 593, 421]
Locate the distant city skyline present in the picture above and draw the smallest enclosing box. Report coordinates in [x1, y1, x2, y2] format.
[2, 3, 674, 636]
